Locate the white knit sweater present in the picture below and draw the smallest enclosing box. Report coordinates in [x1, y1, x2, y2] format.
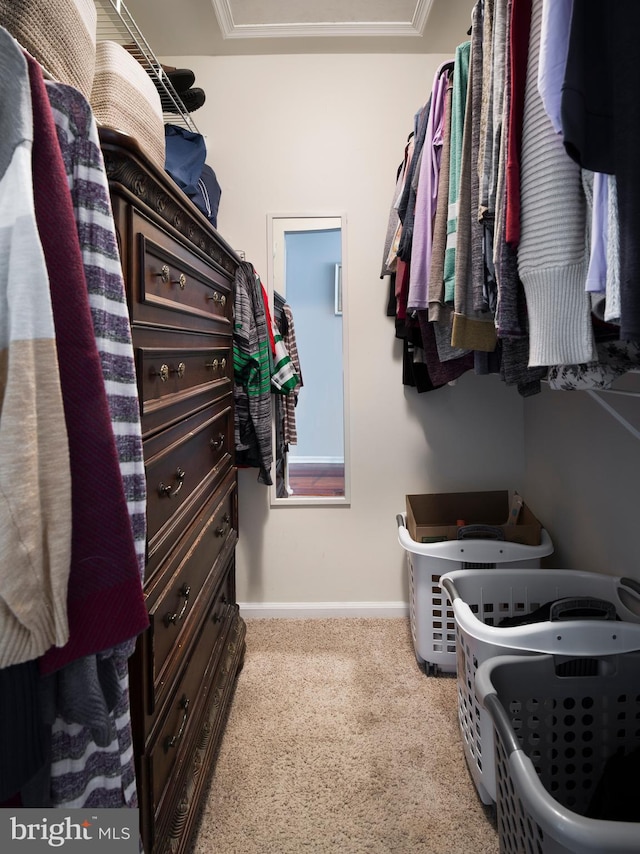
[517, 0, 596, 367]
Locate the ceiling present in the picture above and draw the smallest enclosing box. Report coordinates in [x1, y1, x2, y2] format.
[123, 0, 475, 57]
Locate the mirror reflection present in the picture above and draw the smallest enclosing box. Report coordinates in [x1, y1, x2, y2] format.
[268, 215, 350, 505]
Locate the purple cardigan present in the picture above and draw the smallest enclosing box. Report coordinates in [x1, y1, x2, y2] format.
[408, 62, 451, 311]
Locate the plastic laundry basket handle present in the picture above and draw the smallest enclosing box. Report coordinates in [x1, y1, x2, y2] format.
[457, 524, 505, 541]
[549, 597, 617, 622]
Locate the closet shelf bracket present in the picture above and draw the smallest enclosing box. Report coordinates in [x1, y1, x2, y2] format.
[586, 389, 640, 442]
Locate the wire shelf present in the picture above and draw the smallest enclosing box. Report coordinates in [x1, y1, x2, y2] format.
[95, 0, 199, 133]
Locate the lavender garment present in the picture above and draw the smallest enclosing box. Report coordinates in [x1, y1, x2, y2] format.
[537, 0, 574, 135]
[586, 171, 608, 293]
[407, 62, 451, 310]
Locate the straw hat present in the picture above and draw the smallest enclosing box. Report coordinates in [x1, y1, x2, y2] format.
[90, 40, 165, 173]
[0, 0, 97, 100]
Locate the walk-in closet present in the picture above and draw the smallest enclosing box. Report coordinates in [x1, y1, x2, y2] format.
[1, 1, 638, 852]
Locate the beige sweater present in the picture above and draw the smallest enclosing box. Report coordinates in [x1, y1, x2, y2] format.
[0, 30, 71, 666]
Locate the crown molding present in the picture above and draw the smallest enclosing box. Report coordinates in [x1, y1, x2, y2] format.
[211, 0, 433, 40]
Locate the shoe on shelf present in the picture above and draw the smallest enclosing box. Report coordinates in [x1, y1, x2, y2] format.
[178, 87, 206, 113]
[122, 45, 197, 95]
[161, 66, 196, 92]
[160, 87, 206, 115]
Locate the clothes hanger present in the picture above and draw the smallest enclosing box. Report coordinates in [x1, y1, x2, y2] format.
[438, 60, 455, 78]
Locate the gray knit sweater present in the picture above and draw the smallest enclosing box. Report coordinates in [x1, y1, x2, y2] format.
[517, 0, 595, 367]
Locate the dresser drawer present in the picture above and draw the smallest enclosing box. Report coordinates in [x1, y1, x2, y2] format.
[145, 397, 234, 570]
[145, 597, 236, 829]
[131, 211, 232, 334]
[137, 341, 232, 436]
[145, 477, 237, 716]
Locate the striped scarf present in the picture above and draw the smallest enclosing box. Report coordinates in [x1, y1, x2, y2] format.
[271, 322, 300, 394]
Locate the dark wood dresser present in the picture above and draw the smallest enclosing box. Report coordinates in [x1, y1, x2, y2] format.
[99, 128, 246, 854]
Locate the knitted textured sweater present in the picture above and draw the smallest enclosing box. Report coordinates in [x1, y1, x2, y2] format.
[0, 28, 72, 667]
[517, 0, 595, 367]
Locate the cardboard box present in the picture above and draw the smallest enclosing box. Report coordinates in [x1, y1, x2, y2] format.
[405, 490, 542, 546]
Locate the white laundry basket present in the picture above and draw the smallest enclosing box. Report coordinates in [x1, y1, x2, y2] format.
[475, 651, 640, 853]
[439, 568, 640, 806]
[396, 514, 554, 675]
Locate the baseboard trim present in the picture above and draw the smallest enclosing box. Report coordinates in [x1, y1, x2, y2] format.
[288, 456, 344, 466]
[238, 601, 409, 619]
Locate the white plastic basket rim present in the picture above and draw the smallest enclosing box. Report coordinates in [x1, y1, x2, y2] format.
[440, 567, 640, 655]
[397, 516, 553, 563]
[477, 653, 640, 853]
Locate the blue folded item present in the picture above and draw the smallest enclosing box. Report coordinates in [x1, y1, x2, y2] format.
[164, 124, 206, 193]
[164, 124, 221, 228]
[191, 164, 221, 229]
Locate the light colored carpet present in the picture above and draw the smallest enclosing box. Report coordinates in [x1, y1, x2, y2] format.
[191, 618, 499, 854]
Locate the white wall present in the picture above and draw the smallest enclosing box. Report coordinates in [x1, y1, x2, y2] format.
[164, 53, 528, 609]
[524, 385, 640, 582]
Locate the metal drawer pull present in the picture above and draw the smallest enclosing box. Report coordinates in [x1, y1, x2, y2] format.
[165, 695, 190, 750]
[207, 291, 227, 307]
[210, 433, 225, 451]
[156, 265, 186, 289]
[153, 362, 185, 381]
[159, 467, 185, 498]
[164, 584, 191, 626]
[215, 513, 231, 538]
[154, 363, 170, 382]
[151, 362, 187, 383]
[205, 357, 227, 373]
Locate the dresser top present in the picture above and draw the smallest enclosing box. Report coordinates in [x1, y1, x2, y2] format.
[99, 126, 239, 278]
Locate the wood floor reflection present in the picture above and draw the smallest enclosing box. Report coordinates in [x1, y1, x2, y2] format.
[287, 462, 345, 497]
